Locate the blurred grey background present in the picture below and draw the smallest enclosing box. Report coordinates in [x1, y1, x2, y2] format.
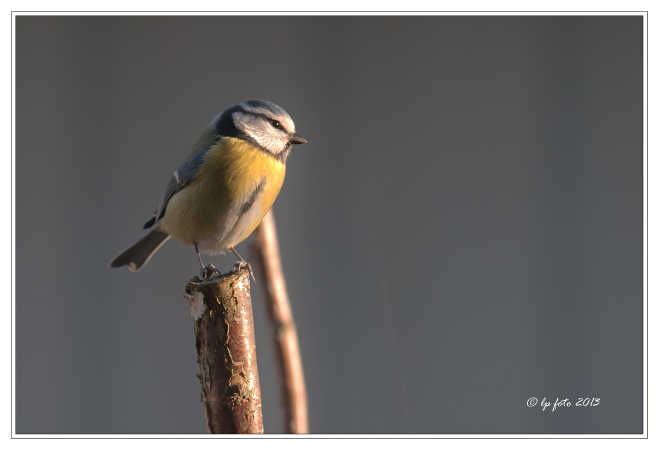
[15, 16, 643, 434]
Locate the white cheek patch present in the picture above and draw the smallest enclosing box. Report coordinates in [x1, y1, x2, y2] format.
[233, 111, 288, 155]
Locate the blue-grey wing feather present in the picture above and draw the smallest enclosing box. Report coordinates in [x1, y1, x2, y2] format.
[143, 126, 219, 229]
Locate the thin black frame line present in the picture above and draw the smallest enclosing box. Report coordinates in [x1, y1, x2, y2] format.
[8, 10, 651, 13]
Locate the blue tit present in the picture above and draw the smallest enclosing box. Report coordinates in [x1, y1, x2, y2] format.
[110, 100, 308, 273]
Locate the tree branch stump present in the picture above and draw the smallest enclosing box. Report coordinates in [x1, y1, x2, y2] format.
[185, 267, 264, 434]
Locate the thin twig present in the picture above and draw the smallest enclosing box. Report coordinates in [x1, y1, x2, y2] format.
[185, 267, 264, 433]
[252, 211, 309, 434]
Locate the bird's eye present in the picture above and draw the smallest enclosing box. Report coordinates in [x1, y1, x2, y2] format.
[270, 119, 282, 130]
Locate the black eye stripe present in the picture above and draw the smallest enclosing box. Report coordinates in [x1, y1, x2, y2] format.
[235, 107, 288, 132]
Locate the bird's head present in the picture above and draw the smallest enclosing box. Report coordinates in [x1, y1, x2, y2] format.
[215, 99, 308, 161]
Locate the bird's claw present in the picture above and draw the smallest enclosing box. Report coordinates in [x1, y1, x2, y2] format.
[233, 261, 256, 281]
[201, 264, 222, 280]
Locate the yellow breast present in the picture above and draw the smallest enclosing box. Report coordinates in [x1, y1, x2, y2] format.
[161, 137, 286, 250]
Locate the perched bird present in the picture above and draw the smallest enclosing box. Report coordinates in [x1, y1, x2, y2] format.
[110, 100, 308, 274]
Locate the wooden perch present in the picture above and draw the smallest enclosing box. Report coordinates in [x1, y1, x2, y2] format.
[252, 211, 309, 434]
[185, 267, 264, 434]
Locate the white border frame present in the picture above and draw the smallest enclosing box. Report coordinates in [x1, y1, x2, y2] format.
[8, 10, 648, 440]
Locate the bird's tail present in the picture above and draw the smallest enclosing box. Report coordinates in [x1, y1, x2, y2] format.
[110, 229, 171, 271]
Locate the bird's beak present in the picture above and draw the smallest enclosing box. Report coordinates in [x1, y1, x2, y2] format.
[289, 135, 309, 145]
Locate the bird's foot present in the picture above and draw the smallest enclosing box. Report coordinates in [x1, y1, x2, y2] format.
[233, 261, 256, 281]
[201, 263, 222, 280]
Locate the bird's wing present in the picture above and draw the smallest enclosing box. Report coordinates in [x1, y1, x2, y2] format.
[143, 128, 219, 229]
